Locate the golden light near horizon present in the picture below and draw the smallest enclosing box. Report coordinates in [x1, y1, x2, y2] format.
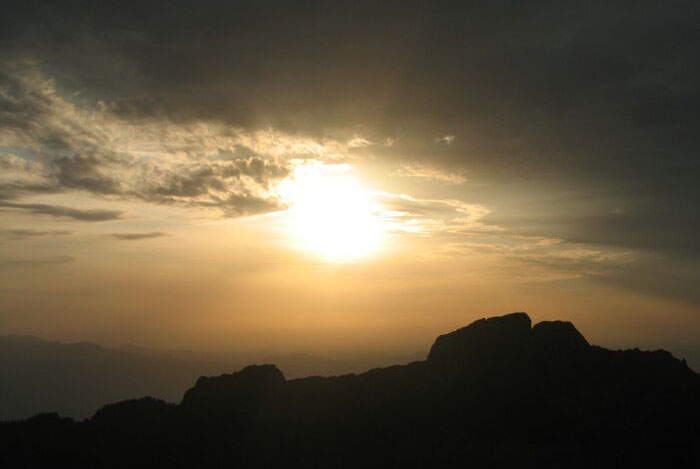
[280, 164, 384, 261]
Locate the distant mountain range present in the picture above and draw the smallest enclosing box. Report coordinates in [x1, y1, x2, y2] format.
[0, 335, 421, 420]
[0, 335, 221, 421]
[2, 312, 698, 467]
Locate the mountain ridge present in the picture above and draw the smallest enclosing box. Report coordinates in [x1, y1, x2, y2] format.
[2, 312, 699, 468]
[0, 335, 420, 420]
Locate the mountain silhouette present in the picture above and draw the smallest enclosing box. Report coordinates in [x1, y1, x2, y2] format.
[0, 335, 417, 420]
[2, 312, 699, 468]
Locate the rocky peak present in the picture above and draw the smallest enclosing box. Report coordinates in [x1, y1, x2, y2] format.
[531, 320, 589, 352]
[180, 364, 285, 414]
[428, 312, 532, 363]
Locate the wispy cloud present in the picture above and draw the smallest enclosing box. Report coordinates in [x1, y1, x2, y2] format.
[0, 201, 122, 221]
[374, 191, 635, 282]
[435, 135, 455, 145]
[111, 232, 167, 241]
[397, 164, 466, 184]
[0, 229, 72, 240]
[0, 64, 383, 219]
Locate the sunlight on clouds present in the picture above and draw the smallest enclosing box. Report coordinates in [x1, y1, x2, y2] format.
[0, 61, 642, 283]
[0, 62, 378, 218]
[397, 164, 466, 184]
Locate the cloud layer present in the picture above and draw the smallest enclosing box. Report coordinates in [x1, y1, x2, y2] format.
[0, 0, 698, 305]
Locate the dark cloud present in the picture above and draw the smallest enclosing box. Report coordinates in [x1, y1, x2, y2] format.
[0, 201, 122, 221]
[222, 192, 284, 217]
[144, 158, 287, 199]
[148, 167, 226, 198]
[0, 181, 59, 201]
[602, 256, 700, 308]
[111, 232, 167, 241]
[219, 156, 290, 185]
[53, 156, 121, 194]
[484, 187, 700, 258]
[135, 158, 289, 216]
[0, 61, 290, 216]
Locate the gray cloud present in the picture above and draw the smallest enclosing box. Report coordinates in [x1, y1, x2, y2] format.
[52, 155, 121, 194]
[484, 190, 700, 259]
[0, 229, 72, 240]
[143, 157, 288, 200]
[111, 232, 166, 241]
[0, 201, 122, 221]
[0, 63, 291, 216]
[222, 192, 284, 217]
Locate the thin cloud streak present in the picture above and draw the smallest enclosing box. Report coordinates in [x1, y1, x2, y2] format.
[0, 229, 72, 239]
[111, 232, 167, 241]
[0, 201, 122, 221]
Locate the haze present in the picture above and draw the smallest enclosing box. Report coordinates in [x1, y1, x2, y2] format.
[1, 1, 699, 369]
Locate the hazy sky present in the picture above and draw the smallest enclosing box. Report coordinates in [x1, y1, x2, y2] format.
[1, 1, 699, 364]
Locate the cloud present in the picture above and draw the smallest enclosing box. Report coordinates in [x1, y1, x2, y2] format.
[0, 229, 72, 240]
[111, 232, 167, 241]
[347, 136, 372, 148]
[435, 135, 455, 145]
[52, 155, 121, 194]
[0, 64, 300, 217]
[376, 193, 497, 236]
[0, 0, 698, 301]
[142, 157, 289, 200]
[2, 0, 689, 259]
[397, 164, 465, 184]
[222, 192, 284, 217]
[374, 190, 640, 286]
[485, 196, 700, 259]
[0, 201, 122, 221]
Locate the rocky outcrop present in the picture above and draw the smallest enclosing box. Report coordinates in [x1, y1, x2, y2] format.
[180, 364, 285, 415]
[428, 313, 593, 366]
[428, 312, 531, 363]
[531, 320, 589, 353]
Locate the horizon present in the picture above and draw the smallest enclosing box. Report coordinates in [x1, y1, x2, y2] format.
[3, 310, 697, 424]
[2, 1, 700, 374]
[3, 309, 700, 374]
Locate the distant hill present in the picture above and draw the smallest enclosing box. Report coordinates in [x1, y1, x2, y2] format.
[0, 336, 420, 420]
[0, 335, 228, 420]
[2, 312, 699, 467]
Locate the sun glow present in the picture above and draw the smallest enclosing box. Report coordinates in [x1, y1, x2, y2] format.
[281, 165, 384, 261]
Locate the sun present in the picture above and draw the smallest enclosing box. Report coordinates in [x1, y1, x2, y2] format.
[281, 165, 384, 261]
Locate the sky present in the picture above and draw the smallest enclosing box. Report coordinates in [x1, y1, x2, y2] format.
[1, 1, 699, 365]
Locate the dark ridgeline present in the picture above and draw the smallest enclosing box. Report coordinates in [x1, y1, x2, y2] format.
[2, 313, 698, 468]
[0, 335, 401, 421]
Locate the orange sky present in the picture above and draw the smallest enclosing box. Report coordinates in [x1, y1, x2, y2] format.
[1, 2, 699, 369]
